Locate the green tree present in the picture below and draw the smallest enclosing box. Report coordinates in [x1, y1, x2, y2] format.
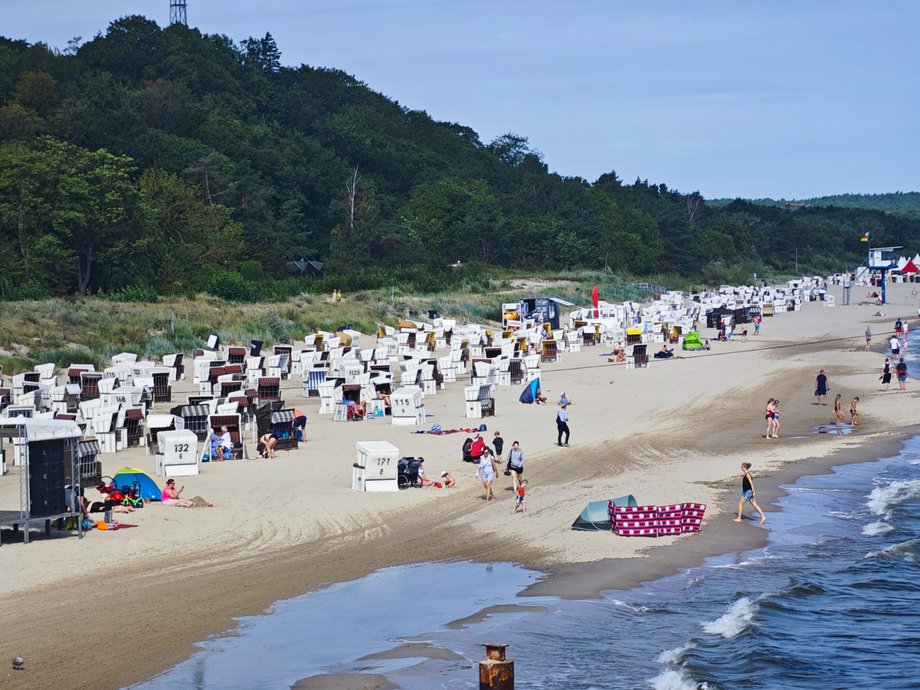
[135, 168, 245, 292]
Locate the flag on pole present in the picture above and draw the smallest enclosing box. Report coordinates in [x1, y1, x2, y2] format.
[860, 232, 870, 242]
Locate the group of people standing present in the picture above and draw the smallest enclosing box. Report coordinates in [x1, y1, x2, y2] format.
[462, 431, 527, 511]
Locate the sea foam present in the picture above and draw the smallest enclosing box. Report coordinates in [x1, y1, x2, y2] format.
[701, 597, 756, 638]
[647, 668, 709, 690]
[656, 642, 696, 665]
[861, 520, 893, 536]
[865, 537, 919, 561]
[866, 479, 920, 518]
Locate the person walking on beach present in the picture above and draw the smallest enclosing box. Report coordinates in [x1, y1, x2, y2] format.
[733, 463, 766, 524]
[896, 357, 909, 390]
[477, 447, 498, 502]
[511, 479, 528, 515]
[881, 358, 892, 391]
[556, 404, 571, 447]
[833, 394, 845, 432]
[753, 314, 762, 335]
[771, 399, 782, 438]
[506, 440, 525, 490]
[765, 398, 776, 438]
[889, 334, 900, 358]
[849, 397, 860, 426]
[865, 326, 872, 352]
[815, 370, 829, 406]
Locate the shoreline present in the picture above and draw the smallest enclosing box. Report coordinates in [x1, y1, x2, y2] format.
[2, 285, 919, 690]
[524, 425, 916, 600]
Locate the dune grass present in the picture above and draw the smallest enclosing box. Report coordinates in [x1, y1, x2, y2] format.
[0, 272, 653, 374]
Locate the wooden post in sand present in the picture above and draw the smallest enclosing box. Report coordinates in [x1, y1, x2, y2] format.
[479, 643, 513, 689]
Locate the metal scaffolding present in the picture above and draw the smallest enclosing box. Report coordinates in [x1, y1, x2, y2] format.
[0, 418, 83, 545]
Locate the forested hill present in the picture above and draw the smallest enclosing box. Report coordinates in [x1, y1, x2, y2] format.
[709, 192, 920, 218]
[2, 16, 920, 299]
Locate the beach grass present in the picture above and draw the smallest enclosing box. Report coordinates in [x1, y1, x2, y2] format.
[0, 270, 665, 373]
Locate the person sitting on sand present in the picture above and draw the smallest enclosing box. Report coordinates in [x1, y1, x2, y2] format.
[733, 463, 766, 524]
[417, 457, 433, 487]
[461, 437, 474, 462]
[469, 432, 486, 459]
[439, 470, 456, 488]
[534, 386, 548, 405]
[161, 478, 194, 508]
[654, 344, 674, 359]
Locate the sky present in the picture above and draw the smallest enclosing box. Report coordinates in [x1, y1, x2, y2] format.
[2, 0, 919, 200]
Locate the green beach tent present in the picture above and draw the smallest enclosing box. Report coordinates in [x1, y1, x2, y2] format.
[682, 331, 705, 350]
[571, 495, 638, 531]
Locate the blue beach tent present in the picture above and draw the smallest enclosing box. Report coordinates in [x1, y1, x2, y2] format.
[112, 467, 161, 501]
[519, 377, 541, 404]
[571, 495, 638, 531]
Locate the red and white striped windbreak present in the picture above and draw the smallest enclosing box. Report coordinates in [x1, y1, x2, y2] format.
[609, 502, 706, 537]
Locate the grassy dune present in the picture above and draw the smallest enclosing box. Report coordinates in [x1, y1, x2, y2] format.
[0, 272, 665, 374]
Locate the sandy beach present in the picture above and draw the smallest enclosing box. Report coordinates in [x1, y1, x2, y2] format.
[1, 282, 919, 689]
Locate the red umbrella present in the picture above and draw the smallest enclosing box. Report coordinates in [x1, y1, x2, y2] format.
[592, 286, 599, 318]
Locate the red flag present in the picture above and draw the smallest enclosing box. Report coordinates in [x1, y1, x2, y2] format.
[592, 286, 599, 318]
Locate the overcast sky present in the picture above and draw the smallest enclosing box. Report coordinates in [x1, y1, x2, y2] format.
[3, 0, 918, 199]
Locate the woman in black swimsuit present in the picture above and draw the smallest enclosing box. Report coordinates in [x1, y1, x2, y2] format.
[734, 463, 766, 524]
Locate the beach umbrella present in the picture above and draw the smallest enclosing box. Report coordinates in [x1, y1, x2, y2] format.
[592, 285, 599, 318]
[518, 378, 541, 404]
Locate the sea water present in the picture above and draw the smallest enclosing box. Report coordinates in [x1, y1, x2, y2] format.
[133, 438, 920, 690]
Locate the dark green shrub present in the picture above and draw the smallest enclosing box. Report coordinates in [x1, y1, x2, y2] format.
[105, 283, 159, 303]
[207, 272, 255, 302]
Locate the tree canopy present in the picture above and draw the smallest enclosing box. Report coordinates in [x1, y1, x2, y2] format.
[1, 18, 918, 299]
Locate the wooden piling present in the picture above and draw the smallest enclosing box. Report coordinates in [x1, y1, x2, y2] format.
[479, 643, 513, 689]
